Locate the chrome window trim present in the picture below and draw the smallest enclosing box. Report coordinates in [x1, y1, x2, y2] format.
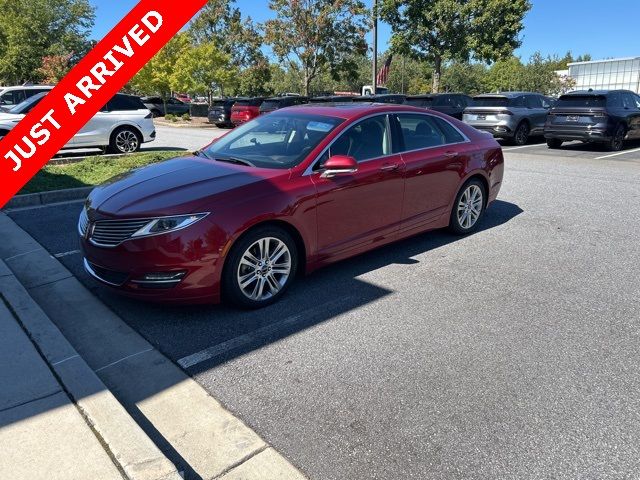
[303, 111, 471, 176]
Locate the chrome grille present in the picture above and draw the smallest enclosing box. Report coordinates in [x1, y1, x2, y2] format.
[78, 208, 89, 236]
[90, 218, 152, 247]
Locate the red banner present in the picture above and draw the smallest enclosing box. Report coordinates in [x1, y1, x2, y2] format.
[0, 0, 208, 208]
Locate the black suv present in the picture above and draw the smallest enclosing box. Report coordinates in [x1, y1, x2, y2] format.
[141, 96, 190, 117]
[259, 95, 308, 115]
[544, 90, 640, 151]
[352, 94, 406, 104]
[208, 97, 244, 128]
[404, 93, 474, 120]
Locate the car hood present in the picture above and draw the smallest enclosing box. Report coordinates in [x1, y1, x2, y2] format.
[87, 155, 285, 218]
[0, 112, 24, 126]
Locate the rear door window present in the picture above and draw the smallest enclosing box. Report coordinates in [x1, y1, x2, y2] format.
[622, 93, 637, 110]
[511, 96, 526, 108]
[526, 95, 543, 108]
[0, 89, 26, 106]
[396, 114, 447, 151]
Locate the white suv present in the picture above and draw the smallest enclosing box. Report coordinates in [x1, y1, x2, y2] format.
[0, 92, 156, 154]
[0, 85, 54, 107]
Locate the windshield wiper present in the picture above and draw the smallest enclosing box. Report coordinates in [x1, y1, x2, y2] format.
[214, 156, 256, 167]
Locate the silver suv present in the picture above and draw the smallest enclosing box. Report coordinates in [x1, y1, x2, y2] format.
[463, 92, 554, 145]
[0, 92, 155, 154]
[0, 85, 53, 107]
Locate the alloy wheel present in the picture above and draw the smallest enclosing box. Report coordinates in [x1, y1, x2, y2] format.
[457, 184, 483, 230]
[237, 237, 292, 301]
[115, 130, 139, 153]
[515, 123, 529, 145]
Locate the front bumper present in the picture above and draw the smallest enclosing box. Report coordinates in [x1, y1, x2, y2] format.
[80, 217, 226, 304]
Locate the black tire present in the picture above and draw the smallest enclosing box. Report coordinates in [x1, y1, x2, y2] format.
[512, 122, 530, 146]
[107, 127, 142, 154]
[546, 138, 563, 149]
[448, 179, 487, 235]
[223, 226, 298, 309]
[606, 124, 626, 152]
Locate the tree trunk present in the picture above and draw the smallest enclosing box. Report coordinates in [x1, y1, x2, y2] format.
[303, 70, 310, 97]
[432, 56, 442, 94]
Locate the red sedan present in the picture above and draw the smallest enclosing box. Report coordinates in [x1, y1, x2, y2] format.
[79, 104, 504, 308]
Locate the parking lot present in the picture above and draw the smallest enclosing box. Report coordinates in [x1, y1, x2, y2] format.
[8, 135, 640, 479]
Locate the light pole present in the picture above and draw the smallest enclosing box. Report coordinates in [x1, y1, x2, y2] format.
[372, 0, 378, 95]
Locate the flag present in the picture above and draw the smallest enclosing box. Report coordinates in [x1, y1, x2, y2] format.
[376, 55, 393, 86]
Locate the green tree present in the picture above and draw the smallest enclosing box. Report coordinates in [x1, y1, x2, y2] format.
[131, 34, 190, 108]
[0, 0, 94, 84]
[172, 41, 237, 98]
[37, 53, 73, 84]
[380, 0, 530, 93]
[483, 56, 525, 92]
[236, 59, 273, 96]
[264, 0, 370, 96]
[441, 62, 487, 95]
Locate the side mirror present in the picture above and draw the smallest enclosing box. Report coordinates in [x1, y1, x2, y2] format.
[320, 155, 358, 179]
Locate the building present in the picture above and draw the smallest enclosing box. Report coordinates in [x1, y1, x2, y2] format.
[568, 57, 640, 93]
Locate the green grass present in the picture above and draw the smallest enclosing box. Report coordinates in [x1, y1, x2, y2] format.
[20, 151, 184, 195]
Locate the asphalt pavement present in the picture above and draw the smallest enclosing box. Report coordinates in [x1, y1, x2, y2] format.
[8, 140, 640, 479]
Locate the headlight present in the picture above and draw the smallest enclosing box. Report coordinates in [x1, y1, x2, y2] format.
[131, 213, 209, 238]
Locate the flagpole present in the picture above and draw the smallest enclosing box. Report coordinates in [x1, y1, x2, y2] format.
[372, 0, 378, 95]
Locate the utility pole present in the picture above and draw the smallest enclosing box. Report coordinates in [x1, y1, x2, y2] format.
[372, 0, 378, 95]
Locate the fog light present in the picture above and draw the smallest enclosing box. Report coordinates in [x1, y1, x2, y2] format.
[131, 271, 187, 289]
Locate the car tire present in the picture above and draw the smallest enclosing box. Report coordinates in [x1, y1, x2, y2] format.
[448, 179, 486, 235]
[606, 124, 626, 152]
[108, 127, 142, 154]
[223, 226, 298, 309]
[512, 122, 530, 146]
[546, 138, 563, 149]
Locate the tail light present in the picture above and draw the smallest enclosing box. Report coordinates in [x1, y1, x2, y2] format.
[497, 110, 513, 116]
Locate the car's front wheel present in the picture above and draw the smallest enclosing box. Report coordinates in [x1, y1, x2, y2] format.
[108, 127, 141, 154]
[449, 179, 486, 235]
[223, 226, 298, 309]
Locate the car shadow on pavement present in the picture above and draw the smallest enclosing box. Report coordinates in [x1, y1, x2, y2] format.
[87, 200, 524, 374]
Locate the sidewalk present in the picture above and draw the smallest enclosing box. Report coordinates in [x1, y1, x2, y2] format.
[0, 296, 123, 480]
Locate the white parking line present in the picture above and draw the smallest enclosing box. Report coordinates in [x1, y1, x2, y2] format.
[502, 144, 547, 151]
[595, 147, 640, 160]
[94, 347, 153, 373]
[54, 250, 81, 258]
[178, 298, 350, 369]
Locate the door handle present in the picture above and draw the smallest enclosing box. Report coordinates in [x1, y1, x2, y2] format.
[380, 163, 400, 172]
[445, 151, 459, 158]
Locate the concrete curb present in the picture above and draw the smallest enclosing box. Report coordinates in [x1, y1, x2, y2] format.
[0, 261, 183, 480]
[0, 212, 307, 480]
[5, 187, 92, 210]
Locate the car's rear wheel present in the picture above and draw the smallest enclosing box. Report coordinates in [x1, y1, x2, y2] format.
[108, 127, 141, 154]
[223, 226, 298, 309]
[546, 138, 563, 149]
[512, 122, 530, 146]
[448, 179, 486, 235]
[606, 124, 626, 152]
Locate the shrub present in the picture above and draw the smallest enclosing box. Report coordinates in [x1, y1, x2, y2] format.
[181, 113, 191, 121]
[165, 113, 176, 121]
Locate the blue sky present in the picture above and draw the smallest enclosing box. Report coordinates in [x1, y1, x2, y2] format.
[89, 0, 640, 62]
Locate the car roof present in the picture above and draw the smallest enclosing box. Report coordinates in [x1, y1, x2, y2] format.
[407, 93, 466, 98]
[474, 92, 535, 98]
[564, 89, 631, 96]
[283, 103, 443, 120]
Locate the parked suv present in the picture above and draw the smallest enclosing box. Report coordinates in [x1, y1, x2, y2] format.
[463, 92, 554, 145]
[544, 90, 640, 151]
[208, 97, 243, 128]
[259, 96, 308, 115]
[0, 85, 54, 109]
[0, 93, 155, 153]
[353, 94, 406, 104]
[230, 97, 265, 126]
[405, 93, 474, 120]
[141, 96, 190, 117]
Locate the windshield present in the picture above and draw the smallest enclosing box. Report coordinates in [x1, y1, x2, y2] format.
[7, 93, 46, 114]
[473, 97, 510, 107]
[203, 113, 344, 169]
[555, 96, 606, 108]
